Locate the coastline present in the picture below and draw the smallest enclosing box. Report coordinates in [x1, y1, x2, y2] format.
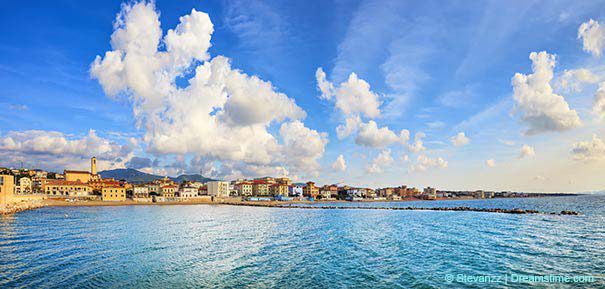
[0, 194, 581, 216]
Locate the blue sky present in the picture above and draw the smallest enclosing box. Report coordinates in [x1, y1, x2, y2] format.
[2, 0, 605, 192]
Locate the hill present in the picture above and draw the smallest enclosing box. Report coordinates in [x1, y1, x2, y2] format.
[99, 168, 215, 184]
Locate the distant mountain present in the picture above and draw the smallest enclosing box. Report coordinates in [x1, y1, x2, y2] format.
[172, 174, 215, 183]
[99, 168, 215, 184]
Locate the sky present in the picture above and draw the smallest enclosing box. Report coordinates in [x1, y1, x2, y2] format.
[2, 0, 605, 192]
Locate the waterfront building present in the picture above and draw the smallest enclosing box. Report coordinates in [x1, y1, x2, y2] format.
[16, 177, 32, 194]
[424, 187, 437, 200]
[0, 174, 15, 204]
[133, 185, 149, 197]
[319, 188, 331, 199]
[474, 190, 485, 199]
[394, 186, 408, 197]
[160, 185, 177, 198]
[101, 186, 126, 201]
[289, 185, 303, 197]
[43, 180, 91, 196]
[406, 187, 420, 197]
[303, 182, 319, 198]
[235, 181, 253, 196]
[269, 183, 289, 197]
[64, 170, 94, 183]
[64, 157, 100, 183]
[275, 177, 292, 186]
[345, 188, 363, 198]
[252, 181, 269, 196]
[377, 187, 394, 198]
[207, 181, 230, 197]
[199, 185, 208, 195]
[319, 185, 338, 199]
[364, 188, 376, 198]
[179, 186, 198, 198]
[89, 178, 121, 193]
[147, 183, 160, 195]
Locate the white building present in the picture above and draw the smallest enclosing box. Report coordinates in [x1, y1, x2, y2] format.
[133, 186, 149, 197]
[16, 177, 32, 194]
[289, 185, 303, 197]
[346, 188, 363, 198]
[179, 186, 198, 198]
[147, 184, 160, 194]
[207, 181, 230, 197]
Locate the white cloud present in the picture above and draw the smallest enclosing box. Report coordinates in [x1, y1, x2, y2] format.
[556, 68, 599, 92]
[331, 154, 347, 172]
[0, 130, 131, 159]
[90, 2, 324, 178]
[315, 67, 382, 118]
[519, 144, 536, 158]
[315, 67, 335, 100]
[410, 154, 447, 172]
[407, 132, 425, 153]
[570, 134, 605, 161]
[486, 159, 496, 167]
[578, 19, 605, 57]
[0, 130, 132, 171]
[355, 120, 408, 148]
[366, 149, 393, 174]
[512, 51, 582, 135]
[450, 132, 470, 146]
[336, 115, 361, 139]
[279, 121, 328, 175]
[593, 82, 605, 119]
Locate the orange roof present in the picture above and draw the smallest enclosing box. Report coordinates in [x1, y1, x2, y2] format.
[102, 186, 124, 189]
[44, 180, 89, 186]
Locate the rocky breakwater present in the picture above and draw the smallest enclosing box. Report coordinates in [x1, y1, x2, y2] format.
[225, 202, 581, 216]
[0, 200, 47, 215]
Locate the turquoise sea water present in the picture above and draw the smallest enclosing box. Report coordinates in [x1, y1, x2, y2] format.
[1, 195, 604, 288]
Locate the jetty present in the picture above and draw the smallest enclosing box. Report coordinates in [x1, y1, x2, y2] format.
[224, 202, 581, 216]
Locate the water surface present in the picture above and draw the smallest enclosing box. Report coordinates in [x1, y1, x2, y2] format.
[1, 195, 604, 288]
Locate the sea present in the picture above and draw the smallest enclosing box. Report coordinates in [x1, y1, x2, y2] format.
[1, 195, 604, 288]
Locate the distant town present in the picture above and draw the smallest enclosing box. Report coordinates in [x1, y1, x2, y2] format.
[0, 156, 568, 213]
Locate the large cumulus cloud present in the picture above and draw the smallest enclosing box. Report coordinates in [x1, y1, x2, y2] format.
[90, 2, 325, 178]
[512, 51, 582, 135]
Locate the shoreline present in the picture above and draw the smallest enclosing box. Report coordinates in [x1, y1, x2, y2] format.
[0, 195, 582, 216]
[35, 195, 536, 208]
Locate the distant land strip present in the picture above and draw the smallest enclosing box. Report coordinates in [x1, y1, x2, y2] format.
[224, 202, 581, 216]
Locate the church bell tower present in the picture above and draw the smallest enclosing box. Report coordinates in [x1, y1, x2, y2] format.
[91, 156, 97, 175]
